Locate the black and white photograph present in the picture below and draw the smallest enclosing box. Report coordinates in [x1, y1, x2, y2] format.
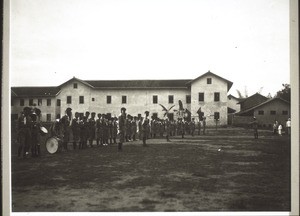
[2, 0, 299, 215]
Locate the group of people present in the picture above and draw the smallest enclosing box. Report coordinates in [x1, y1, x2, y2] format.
[16, 106, 43, 158]
[272, 118, 291, 136]
[50, 107, 207, 152]
[16, 106, 209, 158]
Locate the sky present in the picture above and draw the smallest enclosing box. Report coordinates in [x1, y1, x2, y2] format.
[10, 0, 290, 97]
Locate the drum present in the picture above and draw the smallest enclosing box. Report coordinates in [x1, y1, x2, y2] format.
[40, 126, 48, 136]
[45, 136, 62, 154]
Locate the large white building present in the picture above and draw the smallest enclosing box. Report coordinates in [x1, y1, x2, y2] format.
[11, 71, 233, 126]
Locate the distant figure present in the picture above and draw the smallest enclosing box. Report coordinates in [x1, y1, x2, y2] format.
[273, 120, 278, 135]
[202, 117, 206, 135]
[278, 123, 283, 136]
[286, 118, 291, 135]
[251, 117, 258, 139]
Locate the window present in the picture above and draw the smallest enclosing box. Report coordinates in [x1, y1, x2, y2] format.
[29, 99, 34, 106]
[214, 112, 220, 120]
[186, 95, 191, 104]
[47, 114, 51, 122]
[47, 99, 51, 106]
[107, 96, 112, 104]
[207, 78, 212, 84]
[92, 98, 95, 102]
[79, 96, 84, 104]
[56, 99, 61, 106]
[153, 95, 158, 104]
[153, 113, 158, 119]
[270, 110, 276, 115]
[282, 110, 288, 115]
[168, 95, 174, 104]
[38, 99, 42, 106]
[20, 99, 24, 106]
[214, 92, 220, 102]
[198, 93, 204, 102]
[56, 114, 61, 119]
[122, 96, 127, 104]
[258, 110, 264, 115]
[73, 83, 78, 89]
[67, 96, 72, 104]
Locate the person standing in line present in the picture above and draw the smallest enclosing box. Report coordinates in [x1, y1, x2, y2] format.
[190, 118, 196, 136]
[88, 112, 96, 147]
[142, 111, 150, 146]
[103, 114, 109, 145]
[165, 117, 171, 142]
[202, 117, 206, 135]
[30, 111, 40, 157]
[60, 107, 72, 151]
[17, 107, 32, 158]
[118, 107, 127, 151]
[286, 118, 291, 135]
[71, 112, 80, 150]
[95, 113, 102, 146]
[137, 116, 143, 140]
[112, 117, 118, 144]
[132, 116, 137, 141]
[107, 116, 113, 144]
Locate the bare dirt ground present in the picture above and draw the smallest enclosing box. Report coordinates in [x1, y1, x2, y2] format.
[11, 127, 290, 212]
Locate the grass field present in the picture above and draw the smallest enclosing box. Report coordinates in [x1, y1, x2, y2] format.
[11, 127, 291, 212]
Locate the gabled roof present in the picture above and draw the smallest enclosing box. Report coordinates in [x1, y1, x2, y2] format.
[237, 93, 268, 104]
[84, 79, 191, 89]
[59, 77, 94, 88]
[236, 97, 290, 115]
[187, 71, 233, 91]
[11, 87, 61, 97]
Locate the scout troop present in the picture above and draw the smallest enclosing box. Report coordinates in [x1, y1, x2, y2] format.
[16, 106, 210, 158]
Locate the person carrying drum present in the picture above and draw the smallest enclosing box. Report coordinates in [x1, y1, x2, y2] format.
[60, 108, 72, 151]
[71, 112, 80, 150]
[88, 112, 96, 147]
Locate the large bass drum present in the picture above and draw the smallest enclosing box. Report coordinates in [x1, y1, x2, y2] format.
[45, 136, 62, 154]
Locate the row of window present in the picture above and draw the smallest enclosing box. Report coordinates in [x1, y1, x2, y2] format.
[258, 110, 289, 115]
[14, 92, 221, 107]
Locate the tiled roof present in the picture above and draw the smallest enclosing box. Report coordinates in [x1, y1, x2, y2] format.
[84, 79, 192, 88]
[236, 97, 290, 115]
[11, 87, 61, 97]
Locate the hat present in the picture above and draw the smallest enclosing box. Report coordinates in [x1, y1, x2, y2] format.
[66, 107, 72, 112]
[145, 111, 149, 114]
[121, 107, 126, 111]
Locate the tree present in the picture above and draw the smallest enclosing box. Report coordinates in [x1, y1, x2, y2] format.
[276, 84, 290, 101]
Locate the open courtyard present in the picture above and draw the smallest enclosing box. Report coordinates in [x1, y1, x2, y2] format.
[11, 127, 290, 212]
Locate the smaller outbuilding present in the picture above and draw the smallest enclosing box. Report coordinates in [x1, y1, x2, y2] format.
[234, 97, 290, 128]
